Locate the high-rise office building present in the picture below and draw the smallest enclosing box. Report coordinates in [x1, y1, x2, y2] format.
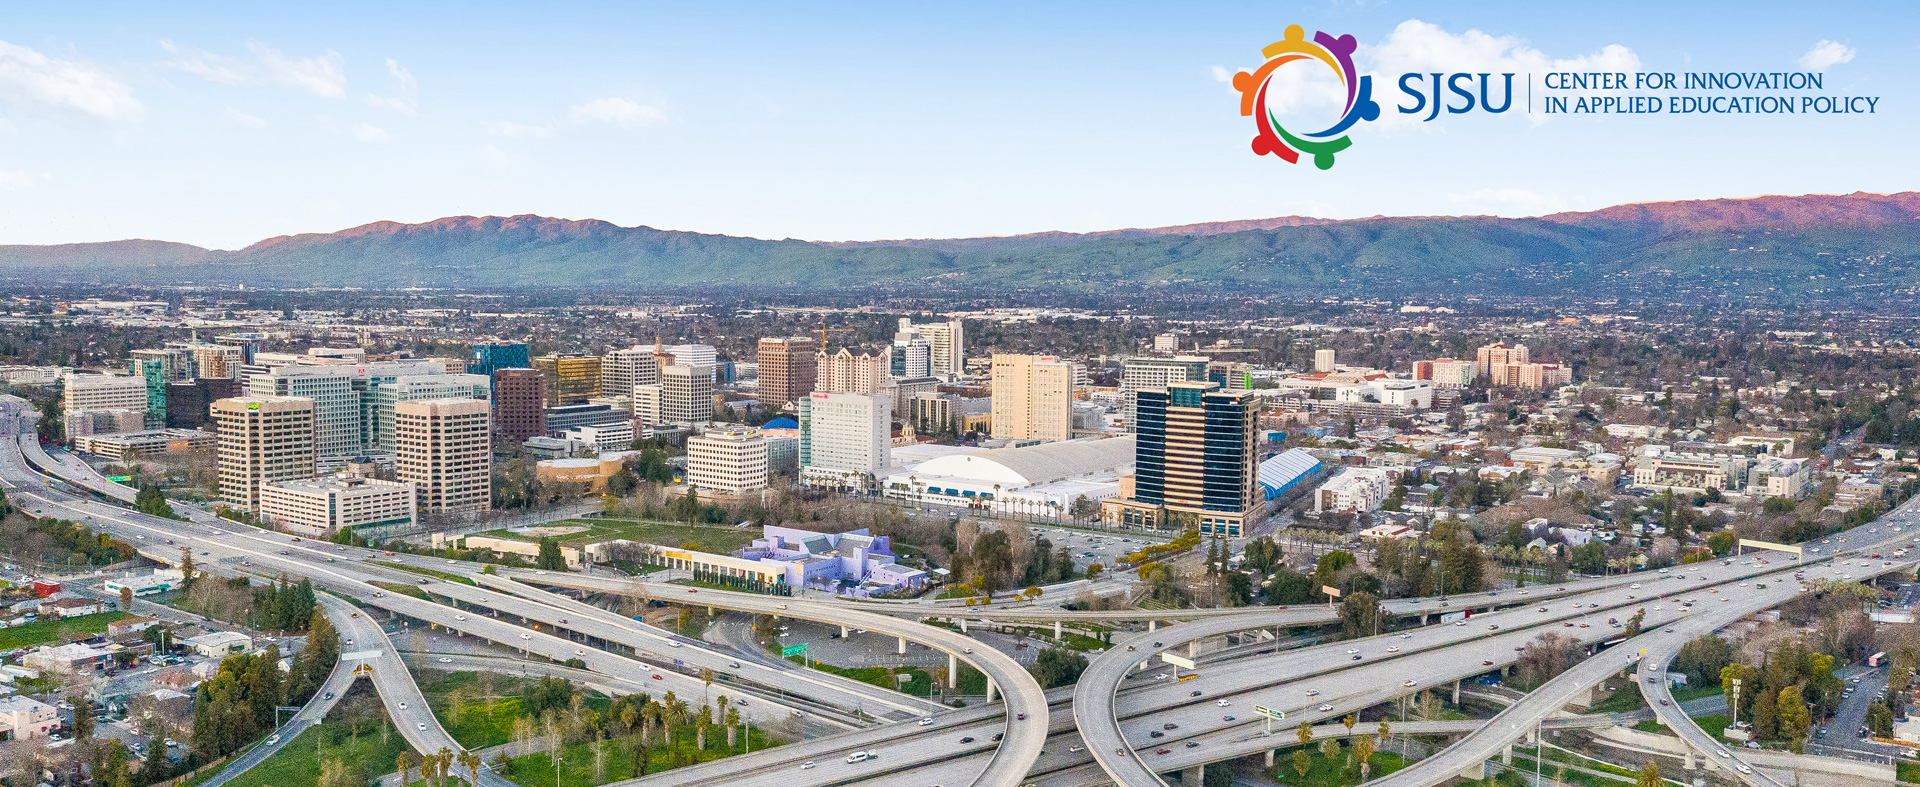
[133, 357, 169, 429]
[165, 378, 240, 429]
[891, 320, 932, 379]
[666, 344, 717, 370]
[213, 334, 262, 367]
[798, 391, 890, 489]
[685, 428, 770, 494]
[1106, 381, 1259, 537]
[363, 374, 491, 456]
[600, 346, 660, 397]
[491, 368, 547, 440]
[756, 337, 816, 408]
[1119, 355, 1209, 431]
[1208, 361, 1253, 390]
[533, 355, 602, 406]
[469, 341, 531, 377]
[989, 354, 1074, 442]
[1412, 358, 1476, 388]
[395, 399, 491, 516]
[62, 373, 149, 432]
[816, 348, 888, 395]
[248, 364, 360, 469]
[631, 384, 662, 426]
[1314, 348, 1337, 373]
[214, 395, 317, 513]
[1153, 333, 1180, 353]
[915, 318, 967, 378]
[186, 343, 245, 379]
[660, 364, 714, 425]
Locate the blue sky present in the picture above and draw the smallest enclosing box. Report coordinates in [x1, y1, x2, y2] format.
[0, 1, 1913, 249]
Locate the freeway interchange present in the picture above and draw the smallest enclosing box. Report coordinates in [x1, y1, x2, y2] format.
[3, 393, 1915, 787]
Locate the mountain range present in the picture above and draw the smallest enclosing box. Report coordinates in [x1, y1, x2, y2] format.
[4, 191, 1918, 300]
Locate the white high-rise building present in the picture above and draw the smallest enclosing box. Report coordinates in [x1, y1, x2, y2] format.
[601, 346, 661, 394]
[395, 399, 491, 516]
[817, 348, 888, 395]
[915, 318, 966, 378]
[249, 365, 361, 469]
[1314, 349, 1337, 373]
[990, 354, 1074, 442]
[1153, 333, 1180, 353]
[632, 384, 663, 426]
[214, 396, 317, 513]
[891, 319, 932, 379]
[799, 391, 890, 489]
[660, 364, 714, 425]
[1119, 355, 1209, 431]
[62, 373, 149, 427]
[685, 428, 770, 494]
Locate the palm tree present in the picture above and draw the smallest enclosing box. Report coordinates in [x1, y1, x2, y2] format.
[724, 707, 742, 749]
[695, 704, 713, 750]
[395, 751, 416, 787]
[435, 748, 454, 787]
[456, 750, 482, 786]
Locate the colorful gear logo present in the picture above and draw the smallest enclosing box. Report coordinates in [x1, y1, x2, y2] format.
[1231, 25, 1381, 170]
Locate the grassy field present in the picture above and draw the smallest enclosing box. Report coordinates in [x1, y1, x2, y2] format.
[219, 714, 412, 787]
[1268, 746, 1411, 787]
[0, 611, 128, 650]
[1897, 760, 1920, 783]
[1590, 681, 1723, 715]
[782, 655, 936, 699]
[480, 519, 758, 554]
[502, 724, 780, 787]
[421, 671, 548, 750]
[371, 562, 477, 585]
[371, 581, 431, 600]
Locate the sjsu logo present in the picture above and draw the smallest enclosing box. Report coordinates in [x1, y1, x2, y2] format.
[1232, 25, 1380, 170]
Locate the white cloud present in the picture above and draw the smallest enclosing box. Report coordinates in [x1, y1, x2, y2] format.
[1445, 188, 1570, 216]
[159, 39, 251, 84]
[163, 39, 345, 98]
[1332, 19, 1642, 131]
[353, 123, 392, 143]
[1210, 65, 1233, 83]
[363, 58, 417, 113]
[0, 39, 144, 122]
[249, 42, 346, 97]
[567, 97, 667, 128]
[486, 120, 553, 139]
[1799, 40, 1855, 70]
[0, 168, 33, 190]
[223, 107, 267, 129]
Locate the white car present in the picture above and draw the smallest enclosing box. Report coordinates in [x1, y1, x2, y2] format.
[417, 723, 428, 731]
[1716, 750, 1730, 758]
[438, 657, 452, 663]
[1154, 673, 1170, 680]
[1630, 584, 1640, 589]
[1346, 648, 1358, 654]
[1215, 699, 1230, 707]
[800, 762, 815, 770]
[1386, 646, 1400, 652]
[1306, 690, 1319, 697]
[1404, 680, 1417, 687]
[1398, 633, 1412, 639]
[455, 614, 467, 621]
[846, 752, 871, 763]
[1318, 704, 1333, 712]
[398, 702, 408, 709]
[520, 633, 531, 640]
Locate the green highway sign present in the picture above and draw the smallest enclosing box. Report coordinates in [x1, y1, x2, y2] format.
[1254, 705, 1285, 720]
[782, 643, 808, 657]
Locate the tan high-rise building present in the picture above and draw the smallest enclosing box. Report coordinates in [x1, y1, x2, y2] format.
[756, 337, 816, 408]
[214, 395, 317, 513]
[685, 428, 770, 494]
[600, 346, 660, 396]
[1314, 349, 1337, 373]
[816, 348, 888, 395]
[395, 399, 492, 516]
[532, 355, 602, 406]
[1476, 342, 1530, 378]
[990, 354, 1074, 442]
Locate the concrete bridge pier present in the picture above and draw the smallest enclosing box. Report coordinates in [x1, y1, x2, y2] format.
[1502, 744, 1513, 765]
[841, 625, 849, 637]
[960, 619, 968, 633]
[1054, 620, 1062, 638]
[987, 676, 998, 702]
[1149, 620, 1158, 633]
[1188, 639, 1199, 657]
[1265, 750, 1275, 768]
[1181, 765, 1203, 785]
[947, 653, 957, 688]
[1452, 678, 1461, 704]
[897, 636, 906, 655]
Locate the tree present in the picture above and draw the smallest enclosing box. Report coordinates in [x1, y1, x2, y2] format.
[1320, 738, 1341, 767]
[1636, 762, 1662, 787]
[1674, 634, 1736, 687]
[1292, 748, 1311, 780]
[135, 483, 176, 519]
[1352, 735, 1375, 776]
[1086, 563, 1103, 581]
[537, 538, 568, 571]
[1624, 608, 1647, 638]
[68, 693, 92, 739]
[1867, 702, 1895, 738]
[1030, 648, 1089, 689]
[1296, 721, 1313, 745]
[1340, 592, 1381, 638]
[119, 584, 134, 611]
[972, 531, 1015, 596]
[1776, 686, 1811, 751]
[396, 751, 417, 787]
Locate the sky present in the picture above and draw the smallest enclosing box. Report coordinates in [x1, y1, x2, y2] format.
[0, 1, 1915, 249]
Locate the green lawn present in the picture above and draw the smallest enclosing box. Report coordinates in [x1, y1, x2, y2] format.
[480, 519, 758, 554]
[1507, 756, 1631, 787]
[1269, 746, 1411, 787]
[371, 581, 431, 600]
[501, 725, 780, 787]
[783, 655, 936, 700]
[371, 562, 477, 585]
[1672, 685, 1725, 703]
[1693, 714, 1732, 740]
[421, 671, 537, 749]
[1632, 719, 1664, 733]
[218, 715, 411, 787]
[1897, 760, 1920, 783]
[0, 611, 128, 650]
[1587, 683, 1646, 715]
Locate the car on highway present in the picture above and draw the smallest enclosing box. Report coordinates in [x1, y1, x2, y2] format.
[1318, 704, 1333, 712]
[1404, 680, 1417, 687]
[398, 702, 408, 709]
[520, 633, 530, 639]
[1215, 699, 1230, 707]
[651, 674, 662, 680]
[1155, 748, 1171, 755]
[800, 761, 815, 770]
[438, 657, 452, 663]
[960, 736, 973, 743]
[416, 723, 427, 731]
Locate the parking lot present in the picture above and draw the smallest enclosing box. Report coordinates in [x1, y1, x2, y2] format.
[1012, 525, 1171, 574]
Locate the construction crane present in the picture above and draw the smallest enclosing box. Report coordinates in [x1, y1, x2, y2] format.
[812, 327, 852, 352]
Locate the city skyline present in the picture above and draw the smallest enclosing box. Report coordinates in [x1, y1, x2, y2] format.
[0, 1, 1911, 249]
